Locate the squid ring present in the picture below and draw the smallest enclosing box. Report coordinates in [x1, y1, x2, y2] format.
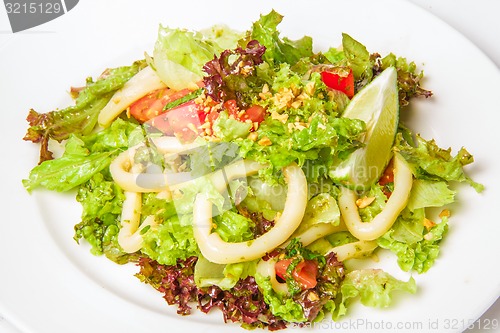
[109, 136, 200, 193]
[339, 153, 413, 241]
[193, 163, 308, 264]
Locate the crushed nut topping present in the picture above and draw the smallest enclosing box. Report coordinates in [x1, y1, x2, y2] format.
[271, 110, 289, 123]
[439, 209, 451, 218]
[356, 196, 376, 209]
[423, 218, 436, 230]
[258, 136, 272, 146]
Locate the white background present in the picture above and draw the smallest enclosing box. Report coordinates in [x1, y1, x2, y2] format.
[405, 2, 499, 332]
[0, 0, 498, 332]
[408, 0, 499, 69]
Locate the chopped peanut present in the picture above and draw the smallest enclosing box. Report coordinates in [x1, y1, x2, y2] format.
[247, 132, 258, 141]
[272, 87, 295, 109]
[271, 111, 289, 123]
[262, 84, 270, 94]
[293, 122, 306, 131]
[304, 81, 315, 96]
[439, 209, 451, 218]
[290, 84, 300, 97]
[423, 218, 436, 230]
[307, 292, 319, 302]
[258, 136, 272, 146]
[291, 100, 302, 109]
[204, 127, 213, 136]
[356, 196, 376, 209]
[296, 91, 310, 101]
[200, 122, 211, 129]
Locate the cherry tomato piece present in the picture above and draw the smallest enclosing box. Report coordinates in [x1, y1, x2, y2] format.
[129, 88, 193, 123]
[275, 258, 318, 290]
[321, 68, 355, 98]
[148, 100, 205, 142]
[244, 105, 266, 123]
[223, 99, 266, 124]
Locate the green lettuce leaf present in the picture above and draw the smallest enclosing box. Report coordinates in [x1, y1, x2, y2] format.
[396, 133, 484, 192]
[170, 176, 227, 215]
[293, 193, 340, 237]
[341, 33, 373, 83]
[140, 214, 199, 266]
[250, 10, 313, 66]
[306, 231, 359, 255]
[200, 24, 244, 50]
[194, 255, 257, 290]
[187, 139, 240, 178]
[74, 172, 137, 264]
[323, 47, 346, 64]
[212, 111, 252, 141]
[244, 175, 285, 210]
[213, 210, 254, 243]
[357, 184, 387, 222]
[24, 60, 146, 162]
[335, 269, 416, 319]
[406, 179, 456, 211]
[23, 138, 114, 193]
[377, 210, 449, 273]
[239, 114, 365, 184]
[153, 25, 240, 90]
[139, 193, 196, 266]
[254, 274, 307, 322]
[23, 118, 139, 192]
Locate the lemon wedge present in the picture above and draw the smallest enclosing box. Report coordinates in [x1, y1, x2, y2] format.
[330, 66, 399, 190]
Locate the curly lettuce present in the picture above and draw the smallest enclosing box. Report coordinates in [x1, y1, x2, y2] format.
[334, 269, 417, 319]
[73, 172, 137, 264]
[23, 60, 146, 162]
[250, 10, 313, 66]
[378, 210, 449, 273]
[23, 118, 140, 192]
[396, 133, 484, 192]
[153, 25, 242, 90]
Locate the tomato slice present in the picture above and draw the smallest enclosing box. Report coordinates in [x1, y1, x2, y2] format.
[148, 100, 206, 142]
[223, 99, 266, 125]
[223, 99, 240, 118]
[293, 260, 318, 290]
[379, 159, 395, 187]
[129, 87, 193, 123]
[321, 68, 355, 98]
[379, 159, 395, 198]
[275, 258, 292, 281]
[275, 258, 318, 290]
[244, 105, 266, 123]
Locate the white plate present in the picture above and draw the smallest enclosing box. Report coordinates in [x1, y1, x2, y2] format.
[1, 1, 499, 332]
